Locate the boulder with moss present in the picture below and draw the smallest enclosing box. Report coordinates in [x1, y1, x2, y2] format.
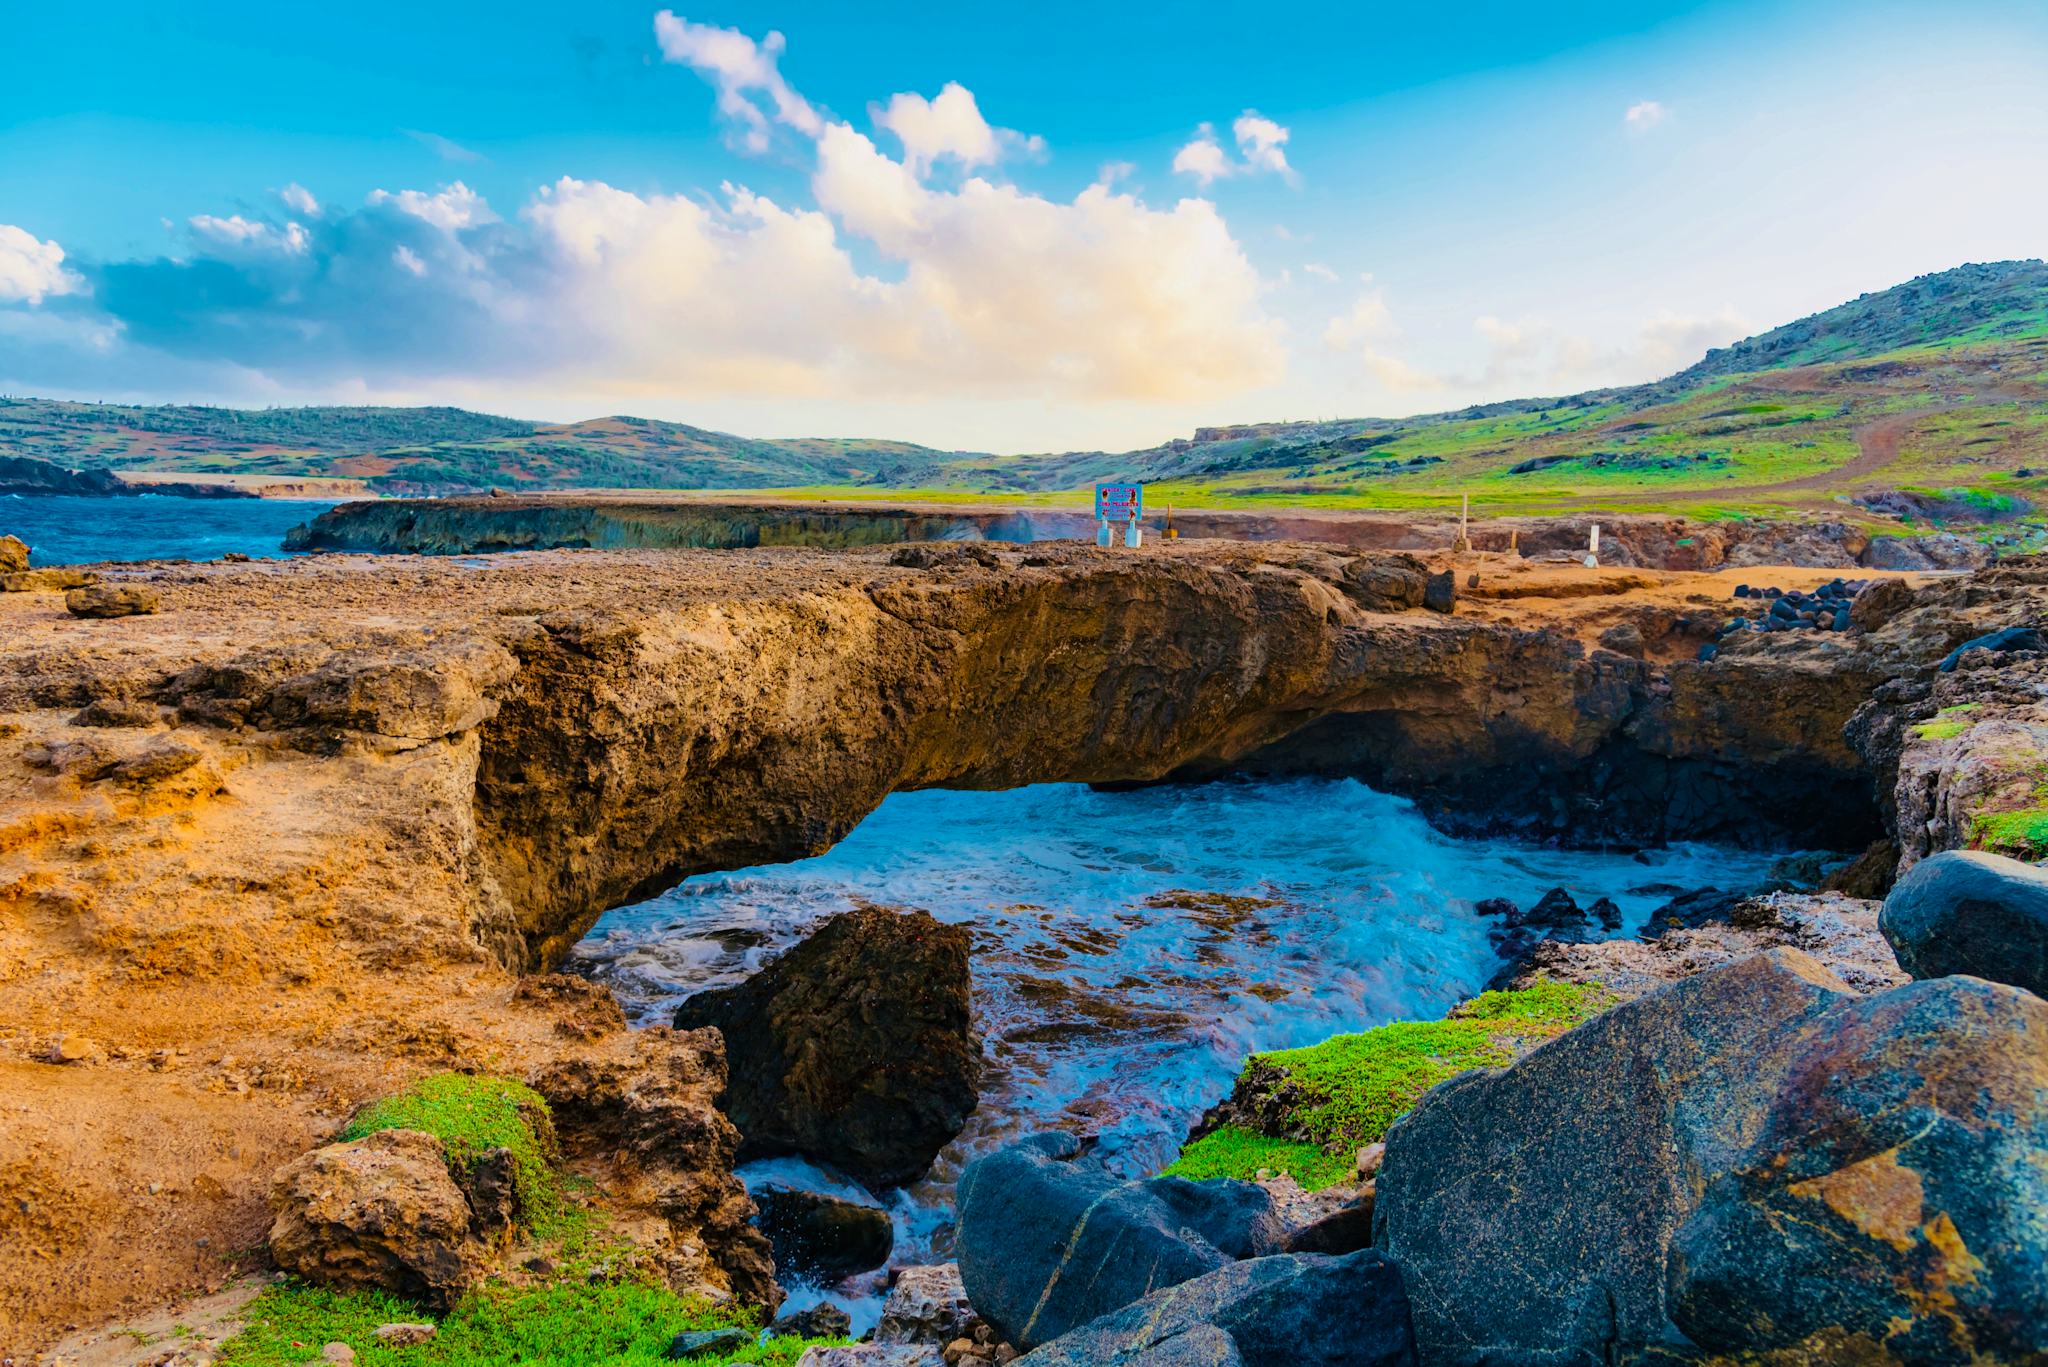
[267, 1073, 559, 1306]
[1170, 981, 1614, 1190]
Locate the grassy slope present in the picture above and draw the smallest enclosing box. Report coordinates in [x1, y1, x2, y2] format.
[4, 261, 2044, 521]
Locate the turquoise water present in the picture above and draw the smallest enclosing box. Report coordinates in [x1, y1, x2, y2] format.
[572, 777, 1797, 1321]
[0, 494, 336, 564]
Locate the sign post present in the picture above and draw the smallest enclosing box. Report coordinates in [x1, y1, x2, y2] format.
[1095, 483, 1144, 550]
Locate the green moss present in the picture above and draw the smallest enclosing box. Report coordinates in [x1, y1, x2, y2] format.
[1914, 720, 1970, 740]
[1162, 1125, 1358, 1191]
[215, 1279, 841, 1367]
[1163, 982, 1615, 1186]
[1974, 805, 2048, 859]
[339, 1074, 560, 1226]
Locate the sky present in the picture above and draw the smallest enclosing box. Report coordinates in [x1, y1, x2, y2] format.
[2, 0, 2046, 453]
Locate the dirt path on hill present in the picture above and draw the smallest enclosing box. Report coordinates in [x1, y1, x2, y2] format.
[1663, 409, 1930, 506]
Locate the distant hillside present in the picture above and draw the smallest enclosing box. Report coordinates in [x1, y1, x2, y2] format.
[2, 260, 2044, 531]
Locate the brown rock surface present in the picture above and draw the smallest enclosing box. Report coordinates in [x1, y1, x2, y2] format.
[66, 583, 160, 618]
[1, 543, 2042, 1349]
[267, 1128, 478, 1307]
[0, 534, 27, 573]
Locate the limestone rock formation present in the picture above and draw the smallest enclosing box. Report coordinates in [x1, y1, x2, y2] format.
[267, 1129, 478, 1308]
[1374, 950, 2048, 1365]
[65, 583, 159, 618]
[955, 1131, 1284, 1351]
[875, 1263, 981, 1348]
[1010, 1250, 1417, 1367]
[528, 1026, 778, 1307]
[1881, 849, 2048, 996]
[673, 906, 979, 1189]
[0, 534, 26, 573]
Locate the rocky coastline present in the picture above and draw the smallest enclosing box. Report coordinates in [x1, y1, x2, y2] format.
[285, 492, 1993, 572]
[2, 539, 2043, 1363]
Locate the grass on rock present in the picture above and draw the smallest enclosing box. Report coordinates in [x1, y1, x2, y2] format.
[219, 1200, 843, 1366]
[1165, 981, 1615, 1190]
[339, 1073, 560, 1226]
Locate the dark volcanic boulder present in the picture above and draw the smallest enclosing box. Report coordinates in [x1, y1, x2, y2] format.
[1012, 1250, 1416, 1367]
[754, 1185, 894, 1281]
[1880, 849, 2048, 996]
[1374, 950, 2048, 1365]
[955, 1132, 1283, 1351]
[673, 906, 980, 1189]
[1339, 556, 1427, 612]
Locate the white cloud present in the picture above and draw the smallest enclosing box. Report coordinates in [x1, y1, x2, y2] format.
[1171, 126, 1233, 186]
[1173, 110, 1296, 186]
[1625, 100, 1670, 134]
[871, 82, 1044, 177]
[189, 214, 311, 254]
[653, 10, 822, 151]
[1232, 112, 1291, 176]
[0, 224, 81, 305]
[1303, 262, 1338, 283]
[367, 182, 497, 232]
[279, 183, 321, 216]
[393, 245, 428, 277]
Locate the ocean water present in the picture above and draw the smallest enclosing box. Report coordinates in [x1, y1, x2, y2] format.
[0, 494, 337, 565]
[570, 777, 1799, 1326]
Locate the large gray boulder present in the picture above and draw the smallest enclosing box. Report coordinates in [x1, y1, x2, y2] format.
[1374, 950, 2048, 1365]
[1012, 1251, 1415, 1367]
[955, 1132, 1283, 1351]
[1880, 848, 2048, 996]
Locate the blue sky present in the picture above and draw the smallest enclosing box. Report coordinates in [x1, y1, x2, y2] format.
[2, 0, 2045, 452]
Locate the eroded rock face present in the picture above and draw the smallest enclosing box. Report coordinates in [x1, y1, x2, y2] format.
[0, 535, 26, 573]
[875, 1263, 980, 1348]
[1375, 950, 2048, 1365]
[1010, 1250, 1416, 1367]
[673, 907, 979, 1189]
[267, 1129, 477, 1308]
[528, 1026, 779, 1309]
[955, 1132, 1283, 1351]
[1881, 849, 2048, 996]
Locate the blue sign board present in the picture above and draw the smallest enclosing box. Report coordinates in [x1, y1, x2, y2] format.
[1095, 483, 1144, 521]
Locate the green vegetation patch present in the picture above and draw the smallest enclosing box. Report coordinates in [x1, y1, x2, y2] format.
[217, 1280, 837, 1367]
[340, 1073, 560, 1226]
[1162, 1126, 1358, 1190]
[1164, 982, 1615, 1190]
[1971, 770, 2048, 861]
[1912, 703, 1981, 742]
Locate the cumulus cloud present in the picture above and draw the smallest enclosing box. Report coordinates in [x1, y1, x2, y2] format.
[20, 22, 1281, 410]
[0, 224, 82, 305]
[367, 182, 497, 232]
[1625, 100, 1670, 134]
[654, 10, 821, 150]
[190, 214, 312, 254]
[871, 82, 1045, 178]
[279, 183, 321, 216]
[1173, 110, 1295, 186]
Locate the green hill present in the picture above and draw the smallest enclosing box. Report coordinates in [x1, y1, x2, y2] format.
[3, 260, 2044, 529]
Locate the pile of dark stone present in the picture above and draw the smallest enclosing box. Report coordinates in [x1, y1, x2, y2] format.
[1729, 578, 1864, 632]
[1474, 887, 1621, 979]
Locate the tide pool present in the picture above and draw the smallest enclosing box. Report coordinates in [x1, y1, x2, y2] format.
[570, 777, 1799, 1325]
